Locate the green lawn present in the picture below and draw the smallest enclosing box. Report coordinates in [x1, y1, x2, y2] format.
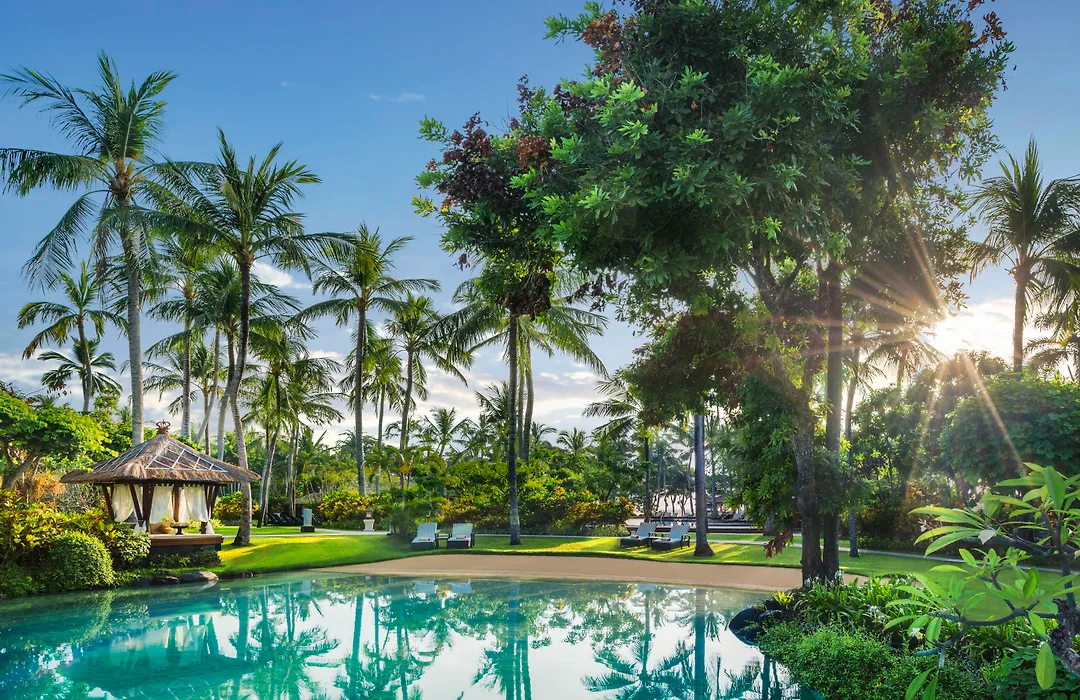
[215, 533, 942, 580]
[215, 525, 316, 537]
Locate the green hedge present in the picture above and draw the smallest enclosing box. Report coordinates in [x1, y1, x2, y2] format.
[34, 532, 114, 593]
[760, 623, 984, 700]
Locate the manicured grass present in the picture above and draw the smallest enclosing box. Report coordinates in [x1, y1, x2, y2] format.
[215, 533, 932, 580]
[215, 525, 317, 537]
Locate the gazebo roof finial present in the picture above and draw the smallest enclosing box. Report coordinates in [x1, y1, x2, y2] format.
[156, 420, 171, 435]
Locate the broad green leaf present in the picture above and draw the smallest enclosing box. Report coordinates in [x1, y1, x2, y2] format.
[1037, 641, 1056, 689]
[907, 669, 932, 700]
[1047, 467, 1067, 509]
[1029, 611, 1047, 636]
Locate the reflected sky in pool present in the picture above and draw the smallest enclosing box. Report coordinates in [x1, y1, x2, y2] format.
[0, 572, 816, 699]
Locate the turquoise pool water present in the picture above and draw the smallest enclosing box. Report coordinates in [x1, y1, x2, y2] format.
[0, 572, 813, 699]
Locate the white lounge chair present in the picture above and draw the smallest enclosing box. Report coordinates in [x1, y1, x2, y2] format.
[447, 523, 474, 549]
[620, 522, 657, 547]
[651, 523, 691, 551]
[411, 522, 438, 551]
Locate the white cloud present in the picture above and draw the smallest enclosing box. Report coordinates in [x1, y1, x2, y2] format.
[252, 261, 306, 289]
[280, 80, 294, 88]
[368, 92, 426, 103]
[539, 372, 560, 382]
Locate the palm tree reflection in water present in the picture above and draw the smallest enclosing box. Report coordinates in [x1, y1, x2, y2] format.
[0, 575, 811, 699]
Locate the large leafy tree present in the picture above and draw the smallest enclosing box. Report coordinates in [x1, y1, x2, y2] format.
[17, 261, 124, 412]
[307, 225, 436, 495]
[417, 108, 564, 545]
[970, 139, 1080, 371]
[0, 390, 105, 489]
[512, 0, 1009, 581]
[145, 130, 329, 546]
[0, 53, 189, 444]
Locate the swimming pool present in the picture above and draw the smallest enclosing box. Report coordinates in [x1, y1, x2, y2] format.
[0, 571, 814, 698]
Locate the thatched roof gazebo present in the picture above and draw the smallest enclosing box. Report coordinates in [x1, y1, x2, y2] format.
[61, 422, 259, 552]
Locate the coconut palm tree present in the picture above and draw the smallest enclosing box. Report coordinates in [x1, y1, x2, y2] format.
[970, 138, 1080, 371]
[17, 261, 124, 412]
[39, 337, 121, 403]
[144, 339, 221, 452]
[447, 277, 607, 461]
[385, 294, 470, 454]
[306, 225, 436, 496]
[146, 237, 214, 439]
[585, 374, 655, 518]
[0, 53, 201, 444]
[419, 407, 465, 460]
[865, 320, 943, 389]
[145, 131, 332, 545]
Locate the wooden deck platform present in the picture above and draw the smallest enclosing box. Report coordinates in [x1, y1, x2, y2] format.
[149, 533, 223, 554]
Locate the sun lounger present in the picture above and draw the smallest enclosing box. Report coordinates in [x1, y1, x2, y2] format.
[411, 522, 438, 551]
[650, 523, 691, 551]
[620, 522, 657, 547]
[447, 523, 474, 549]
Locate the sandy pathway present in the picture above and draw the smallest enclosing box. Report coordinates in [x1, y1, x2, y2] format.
[317, 554, 859, 591]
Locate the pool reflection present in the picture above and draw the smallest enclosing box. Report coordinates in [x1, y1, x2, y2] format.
[0, 572, 814, 699]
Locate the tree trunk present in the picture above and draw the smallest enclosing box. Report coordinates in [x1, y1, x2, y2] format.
[822, 263, 842, 579]
[200, 328, 221, 452]
[507, 315, 521, 545]
[522, 343, 534, 463]
[693, 414, 713, 557]
[376, 390, 385, 494]
[285, 426, 298, 514]
[355, 306, 367, 495]
[77, 317, 91, 413]
[1014, 266, 1028, 372]
[181, 315, 191, 439]
[232, 260, 253, 547]
[216, 334, 235, 461]
[846, 341, 861, 558]
[517, 351, 527, 460]
[794, 409, 823, 583]
[400, 350, 414, 453]
[203, 393, 211, 455]
[258, 427, 278, 527]
[643, 437, 652, 520]
[126, 261, 144, 444]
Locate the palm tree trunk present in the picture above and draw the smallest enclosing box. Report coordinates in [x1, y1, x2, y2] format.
[286, 426, 298, 514]
[77, 317, 91, 413]
[217, 334, 235, 460]
[203, 392, 211, 454]
[846, 345, 861, 558]
[355, 306, 367, 496]
[523, 343, 534, 463]
[795, 404, 823, 582]
[232, 261, 253, 547]
[400, 350, 414, 452]
[258, 427, 278, 527]
[126, 261, 144, 444]
[376, 389, 385, 494]
[200, 329, 221, 452]
[693, 414, 713, 556]
[181, 316, 191, 439]
[517, 355, 526, 459]
[643, 436, 651, 520]
[1014, 266, 1028, 372]
[507, 315, 521, 545]
[822, 263, 842, 579]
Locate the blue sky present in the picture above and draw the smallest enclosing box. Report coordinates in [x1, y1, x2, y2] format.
[1, 0, 1079, 436]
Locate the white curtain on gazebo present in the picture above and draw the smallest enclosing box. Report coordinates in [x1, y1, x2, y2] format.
[150, 486, 173, 523]
[110, 486, 135, 522]
[181, 486, 208, 522]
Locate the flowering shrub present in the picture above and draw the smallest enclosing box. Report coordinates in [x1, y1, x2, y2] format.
[316, 489, 372, 524]
[214, 491, 258, 525]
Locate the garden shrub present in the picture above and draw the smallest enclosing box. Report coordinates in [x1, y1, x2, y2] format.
[316, 489, 372, 524]
[0, 563, 39, 597]
[35, 532, 114, 592]
[981, 644, 1080, 699]
[102, 527, 150, 569]
[213, 491, 258, 525]
[759, 623, 984, 700]
[0, 489, 67, 564]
